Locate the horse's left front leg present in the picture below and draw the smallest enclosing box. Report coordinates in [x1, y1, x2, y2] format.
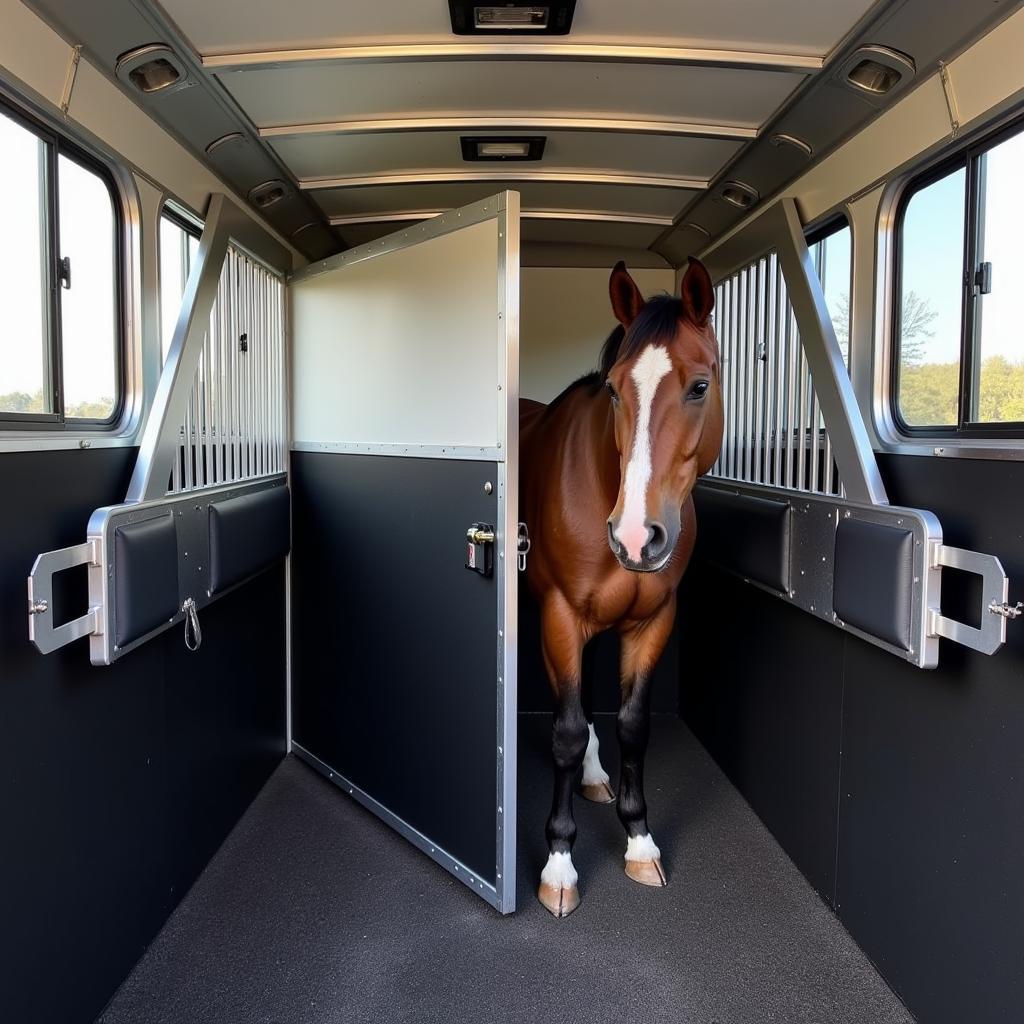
[617, 596, 676, 888]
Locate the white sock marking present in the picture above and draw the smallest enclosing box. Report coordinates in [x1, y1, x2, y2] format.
[625, 833, 661, 862]
[581, 723, 611, 786]
[541, 851, 578, 890]
[614, 345, 673, 562]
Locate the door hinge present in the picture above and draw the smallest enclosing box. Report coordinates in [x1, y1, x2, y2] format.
[57, 256, 71, 290]
[974, 261, 992, 295]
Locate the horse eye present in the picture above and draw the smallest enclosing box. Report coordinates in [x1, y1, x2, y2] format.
[688, 380, 709, 401]
[605, 382, 619, 403]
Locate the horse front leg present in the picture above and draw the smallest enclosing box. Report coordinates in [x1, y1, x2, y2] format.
[538, 593, 589, 918]
[617, 597, 676, 888]
[579, 637, 614, 804]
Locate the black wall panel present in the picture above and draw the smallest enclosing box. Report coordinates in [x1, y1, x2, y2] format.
[0, 449, 285, 1024]
[290, 452, 499, 883]
[677, 560, 844, 901]
[679, 453, 1024, 1024]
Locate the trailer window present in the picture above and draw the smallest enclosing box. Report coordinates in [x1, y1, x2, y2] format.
[0, 102, 122, 426]
[807, 218, 852, 365]
[159, 208, 200, 364]
[894, 119, 1024, 435]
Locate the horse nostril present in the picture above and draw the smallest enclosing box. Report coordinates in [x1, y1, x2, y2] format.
[607, 520, 621, 554]
[644, 521, 669, 561]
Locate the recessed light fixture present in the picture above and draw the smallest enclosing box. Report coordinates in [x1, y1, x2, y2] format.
[719, 181, 759, 210]
[461, 136, 547, 161]
[448, 2, 576, 34]
[115, 44, 191, 96]
[205, 132, 247, 156]
[769, 133, 813, 158]
[839, 45, 915, 98]
[248, 180, 292, 209]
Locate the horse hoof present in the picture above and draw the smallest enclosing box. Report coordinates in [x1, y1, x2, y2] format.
[579, 780, 616, 804]
[624, 858, 667, 887]
[538, 882, 581, 918]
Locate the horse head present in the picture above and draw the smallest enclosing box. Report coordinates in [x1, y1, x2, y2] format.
[603, 259, 723, 572]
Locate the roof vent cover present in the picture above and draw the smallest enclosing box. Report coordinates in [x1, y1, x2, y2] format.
[449, 2, 576, 34]
[115, 44, 191, 96]
[838, 45, 916, 99]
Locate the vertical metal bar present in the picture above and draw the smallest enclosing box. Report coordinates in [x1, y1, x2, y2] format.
[796, 329, 809, 492]
[726, 275, 737, 478]
[749, 268, 757, 483]
[810, 377, 821, 493]
[772, 254, 784, 486]
[785, 298, 798, 490]
[752, 260, 764, 483]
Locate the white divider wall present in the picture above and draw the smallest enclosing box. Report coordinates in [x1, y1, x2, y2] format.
[292, 214, 502, 452]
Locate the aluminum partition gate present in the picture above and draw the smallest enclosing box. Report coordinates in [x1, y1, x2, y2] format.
[695, 198, 1018, 667]
[288, 193, 519, 912]
[28, 194, 292, 664]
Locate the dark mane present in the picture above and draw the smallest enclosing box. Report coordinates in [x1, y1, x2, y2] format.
[543, 294, 683, 414]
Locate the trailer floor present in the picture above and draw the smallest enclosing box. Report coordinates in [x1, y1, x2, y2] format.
[99, 715, 912, 1024]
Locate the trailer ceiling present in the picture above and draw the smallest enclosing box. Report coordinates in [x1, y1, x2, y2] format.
[26, 0, 1021, 265]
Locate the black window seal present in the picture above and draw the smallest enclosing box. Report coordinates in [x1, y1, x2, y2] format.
[891, 111, 1024, 440]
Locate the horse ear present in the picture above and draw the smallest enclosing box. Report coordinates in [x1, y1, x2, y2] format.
[680, 257, 714, 327]
[609, 261, 645, 327]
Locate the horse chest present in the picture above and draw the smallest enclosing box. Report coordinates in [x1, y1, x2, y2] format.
[584, 570, 674, 629]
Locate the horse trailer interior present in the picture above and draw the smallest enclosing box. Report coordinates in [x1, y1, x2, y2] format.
[2, 1, 1023, 1021]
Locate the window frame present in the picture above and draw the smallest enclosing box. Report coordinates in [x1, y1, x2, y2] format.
[0, 95, 126, 431]
[891, 112, 1024, 440]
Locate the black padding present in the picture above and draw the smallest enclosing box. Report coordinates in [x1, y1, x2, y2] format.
[694, 486, 792, 593]
[209, 486, 291, 596]
[833, 518, 914, 650]
[114, 513, 180, 647]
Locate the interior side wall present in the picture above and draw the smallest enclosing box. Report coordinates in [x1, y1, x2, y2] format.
[0, 6, 292, 1022]
[682, 11, 1024, 1023]
[0, 449, 286, 1024]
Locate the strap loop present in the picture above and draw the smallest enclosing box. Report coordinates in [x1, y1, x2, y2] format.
[182, 597, 202, 653]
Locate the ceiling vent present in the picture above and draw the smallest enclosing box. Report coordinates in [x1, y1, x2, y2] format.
[719, 181, 759, 210]
[449, 2, 576, 34]
[205, 132, 247, 156]
[115, 44, 191, 96]
[248, 180, 293, 209]
[461, 136, 547, 161]
[838, 45, 915, 99]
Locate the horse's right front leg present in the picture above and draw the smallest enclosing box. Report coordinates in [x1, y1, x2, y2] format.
[538, 593, 589, 918]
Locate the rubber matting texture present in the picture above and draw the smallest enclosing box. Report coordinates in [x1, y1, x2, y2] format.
[98, 716, 912, 1024]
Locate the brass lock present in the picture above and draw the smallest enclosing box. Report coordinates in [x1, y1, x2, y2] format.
[466, 523, 495, 577]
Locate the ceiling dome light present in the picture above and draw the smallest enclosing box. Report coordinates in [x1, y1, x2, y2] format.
[769, 133, 813, 158]
[248, 180, 292, 209]
[839, 45, 915, 98]
[719, 181, 759, 210]
[115, 44, 190, 96]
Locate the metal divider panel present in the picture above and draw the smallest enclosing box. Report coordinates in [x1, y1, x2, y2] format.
[833, 519, 915, 651]
[209, 486, 291, 595]
[113, 514, 180, 647]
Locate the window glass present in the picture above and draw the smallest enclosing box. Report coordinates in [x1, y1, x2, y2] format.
[58, 154, 118, 419]
[0, 108, 51, 415]
[975, 130, 1024, 423]
[896, 166, 966, 427]
[159, 212, 200, 363]
[808, 222, 852, 364]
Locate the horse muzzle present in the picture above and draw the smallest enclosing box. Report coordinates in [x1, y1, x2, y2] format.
[606, 518, 675, 573]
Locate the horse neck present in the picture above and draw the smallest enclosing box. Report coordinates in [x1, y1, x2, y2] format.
[573, 389, 621, 510]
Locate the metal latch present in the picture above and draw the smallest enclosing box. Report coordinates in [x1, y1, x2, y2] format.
[58, 255, 71, 290]
[27, 540, 101, 654]
[182, 597, 202, 652]
[974, 261, 992, 295]
[466, 523, 495, 577]
[928, 544, 1017, 655]
[517, 522, 531, 571]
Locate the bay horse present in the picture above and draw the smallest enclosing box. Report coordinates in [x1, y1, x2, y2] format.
[520, 258, 723, 917]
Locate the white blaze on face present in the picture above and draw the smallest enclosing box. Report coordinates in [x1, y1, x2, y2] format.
[614, 345, 673, 562]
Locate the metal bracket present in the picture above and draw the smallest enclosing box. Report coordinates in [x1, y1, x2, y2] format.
[928, 544, 1013, 655]
[27, 541, 101, 654]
